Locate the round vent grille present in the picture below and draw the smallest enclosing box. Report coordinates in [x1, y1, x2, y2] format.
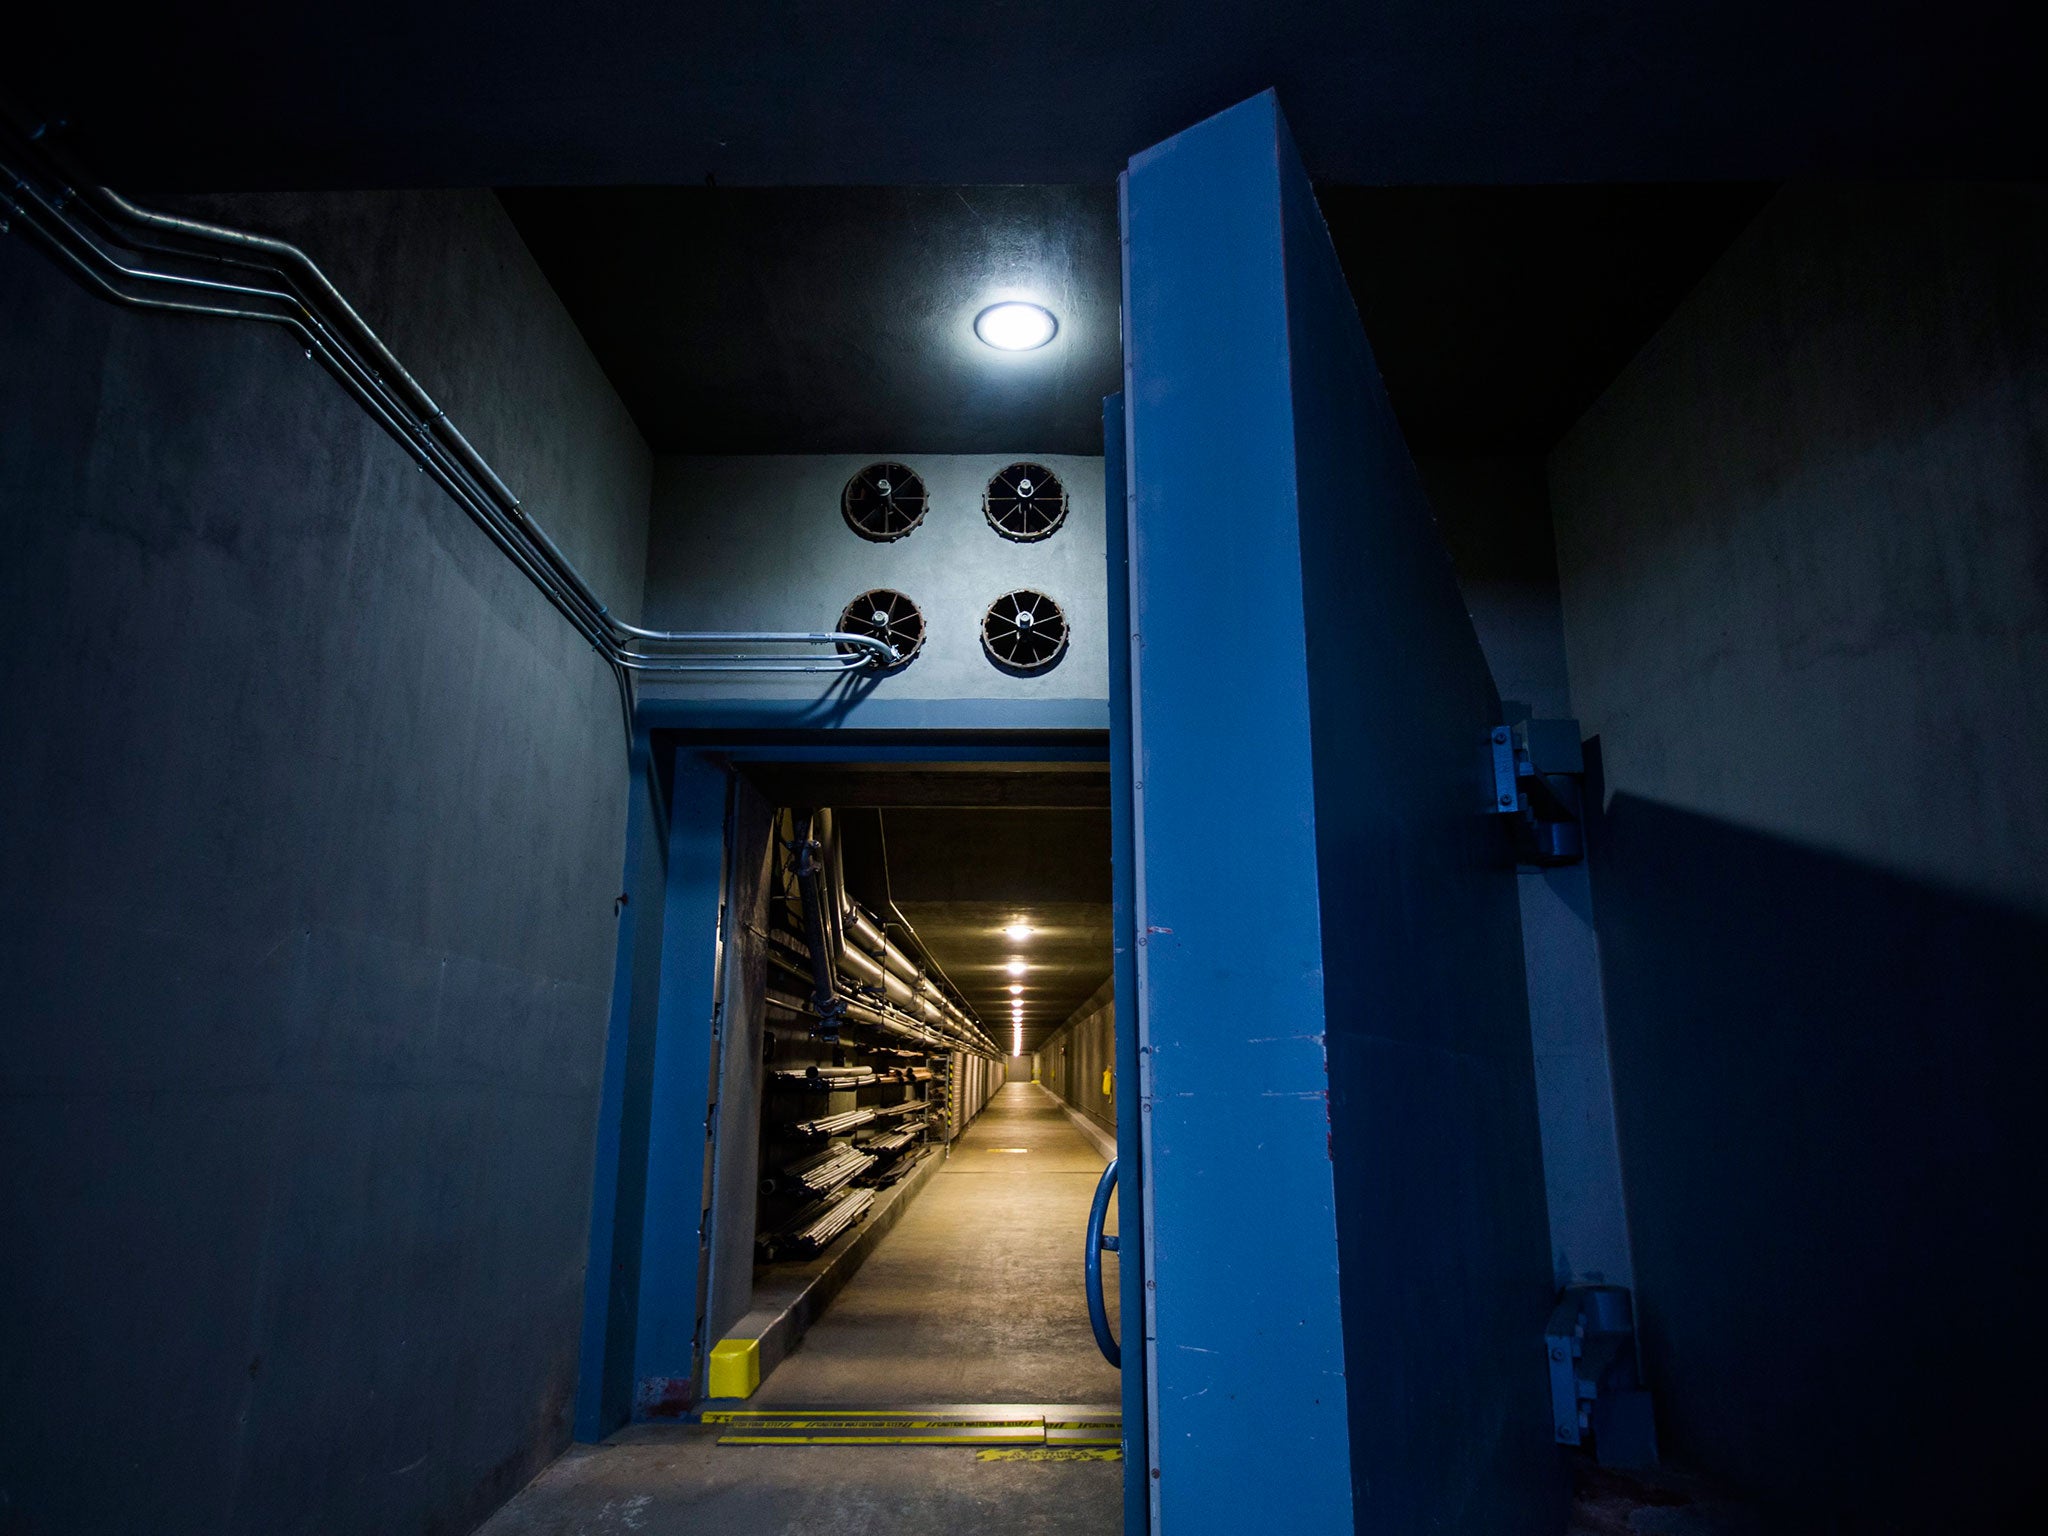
[981, 589, 1070, 673]
[982, 462, 1068, 542]
[837, 589, 925, 668]
[841, 462, 928, 542]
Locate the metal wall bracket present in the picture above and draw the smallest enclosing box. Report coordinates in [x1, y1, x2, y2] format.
[1545, 1285, 1658, 1467]
[1487, 719, 1587, 867]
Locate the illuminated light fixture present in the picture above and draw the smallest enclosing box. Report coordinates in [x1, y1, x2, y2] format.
[974, 301, 1058, 351]
[1005, 959, 1027, 976]
[1008, 983, 1024, 996]
[1004, 923, 1033, 941]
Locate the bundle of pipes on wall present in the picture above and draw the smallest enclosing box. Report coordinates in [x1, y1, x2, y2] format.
[0, 112, 898, 741]
[787, 809, 1002, 1060]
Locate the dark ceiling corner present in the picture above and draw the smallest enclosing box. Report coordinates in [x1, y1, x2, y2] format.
[1319, 184, 1778, 456]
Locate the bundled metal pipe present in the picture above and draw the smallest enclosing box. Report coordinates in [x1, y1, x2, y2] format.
[791, 1107, 876, 1137]
[862, 1126, 918, 1155]
[780, 810, 998, 1058]
[0, 122, 897, 707]
[784, 1187, 876, 1250]
[762, 1144, 875, 1197]
[836, 902, 995, 1054]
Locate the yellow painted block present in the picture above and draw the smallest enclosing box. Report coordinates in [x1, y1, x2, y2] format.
[707, 1338, 760, 1400]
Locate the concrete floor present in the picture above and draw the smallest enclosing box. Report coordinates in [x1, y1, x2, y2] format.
[757, 1080, 1121, 1406]
[475, 1085, 1776, 1536]
[479, 1083, 1124, 1535]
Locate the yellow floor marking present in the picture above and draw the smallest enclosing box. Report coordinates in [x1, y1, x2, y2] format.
[977, 1448, 1123, 1462]
[725, 1433, 1046, 1446]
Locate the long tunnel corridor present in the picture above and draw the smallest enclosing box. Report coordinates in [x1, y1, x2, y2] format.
[750, 1081, 1119, 1407]
[480, 1082, 1122, 1534]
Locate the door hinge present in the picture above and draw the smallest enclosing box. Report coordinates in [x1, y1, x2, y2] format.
[1488, 719, 1586, 867]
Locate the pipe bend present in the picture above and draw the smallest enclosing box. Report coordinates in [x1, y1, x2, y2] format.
[0, 151, 904, 685]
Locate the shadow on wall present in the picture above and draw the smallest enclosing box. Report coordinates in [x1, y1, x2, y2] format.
[1585, 776, 2048, 1529]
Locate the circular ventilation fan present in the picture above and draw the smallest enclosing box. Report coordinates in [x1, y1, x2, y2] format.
[841, 462, 928, 541]
[981, 589, 1070, 673]
[983, 462, 1068, 542]
[837, 589, 925, 668]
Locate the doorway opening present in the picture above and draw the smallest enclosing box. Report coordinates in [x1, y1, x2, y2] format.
[699, 759, 1121, 1418]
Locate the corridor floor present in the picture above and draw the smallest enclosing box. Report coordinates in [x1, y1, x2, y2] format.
[477, 1083, 1124, 1535]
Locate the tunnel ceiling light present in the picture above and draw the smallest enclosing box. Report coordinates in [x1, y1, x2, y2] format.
[1004, 923, 1033, 941]
[1008, 983, 1024, 995]
[974, 301, 1058, 351]
[1005, 959, 1027, 976]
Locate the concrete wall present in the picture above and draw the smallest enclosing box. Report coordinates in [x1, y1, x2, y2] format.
[1421, 457, 1633, 1290]
[641, 454, 1107, 717]
[1550, 184, 2048, 1525]
[1038, 977, 1115, 1139]
[0, 193, 649, 1534]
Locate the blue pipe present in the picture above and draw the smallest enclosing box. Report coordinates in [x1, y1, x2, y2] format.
[1085, 1157, 1121, 1368]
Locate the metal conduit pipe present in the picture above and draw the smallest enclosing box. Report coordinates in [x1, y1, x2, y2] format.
[2, 170, 896, 690]
[818, 823, 996, 1056]
[843, 908, 920, 985]
[0, 127, 899, 698]
[2, 171, 881, 700]
[836, 939, 920, 1014]
[841, 902, 984, 1045]
[839, 999, 938, 1048]
[786, 812, 999, 1059]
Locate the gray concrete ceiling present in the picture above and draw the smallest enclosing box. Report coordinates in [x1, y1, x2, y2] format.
[749, 766, 1113, 1053]
[502, 186, 1121, 456]
[11, 4, 2037, 188]
[506, 182, 1768, 456]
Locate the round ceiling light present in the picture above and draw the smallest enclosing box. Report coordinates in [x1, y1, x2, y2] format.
[974, 301, 1058, 351]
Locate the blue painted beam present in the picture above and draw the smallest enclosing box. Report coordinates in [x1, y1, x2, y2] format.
[575, 729, 669, 1441]
[633, 694, 1112, 735]
[629, 750, 731, 1419]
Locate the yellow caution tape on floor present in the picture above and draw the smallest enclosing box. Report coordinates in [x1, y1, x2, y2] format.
[976, 1448, 1123, 1463]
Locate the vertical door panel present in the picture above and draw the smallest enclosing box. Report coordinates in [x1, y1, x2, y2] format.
[1122, 91, 1560, 1533]
[1122, 95, 1355, 1531]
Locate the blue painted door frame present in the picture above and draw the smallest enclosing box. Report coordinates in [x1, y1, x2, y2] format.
[1120, 92, 1559, 1533]
[576, 739, 730, 1434]
[575, 727, 1117, 1442]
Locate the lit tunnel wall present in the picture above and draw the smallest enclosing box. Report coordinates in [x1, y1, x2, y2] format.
[1037, 977, 1116, 1140]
